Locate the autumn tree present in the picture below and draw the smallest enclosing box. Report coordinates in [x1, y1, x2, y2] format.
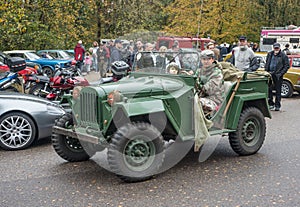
[164, 0, 300, 44]
[0, 0, 299, 51]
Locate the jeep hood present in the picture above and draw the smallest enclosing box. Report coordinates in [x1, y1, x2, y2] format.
[99, 76, 186, 96]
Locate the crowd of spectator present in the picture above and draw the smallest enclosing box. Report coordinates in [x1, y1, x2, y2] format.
[74, 36, 283, 78]
[75, 36, 291, 112]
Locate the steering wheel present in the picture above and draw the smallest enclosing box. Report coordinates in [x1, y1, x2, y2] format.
[179, 70, 194, 75]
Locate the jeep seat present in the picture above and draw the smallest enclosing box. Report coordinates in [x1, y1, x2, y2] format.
[224, 81, 233, 94]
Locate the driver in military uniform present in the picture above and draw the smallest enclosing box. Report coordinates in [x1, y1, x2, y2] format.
[195, 50, 225, 114]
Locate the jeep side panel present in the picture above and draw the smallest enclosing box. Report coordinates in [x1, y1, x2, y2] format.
[224, 78, 271, 129]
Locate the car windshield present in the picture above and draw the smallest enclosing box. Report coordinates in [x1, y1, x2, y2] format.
[0, 56, 5, 63]
[58, 51, 72, 59]
[65, 50, 74, 57]
[292, 57, 300, 67]
[132, 50, 200, 75]
[25, 52, 41, 60]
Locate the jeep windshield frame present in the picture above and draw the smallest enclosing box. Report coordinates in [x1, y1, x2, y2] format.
[131, 50, 201, 76]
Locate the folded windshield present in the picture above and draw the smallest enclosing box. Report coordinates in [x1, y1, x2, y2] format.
[132, 50, 200, 74]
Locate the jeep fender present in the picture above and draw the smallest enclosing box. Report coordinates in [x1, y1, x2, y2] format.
[109, 99, 193, 141]
[105, 100, 167, 134]
[226, 94, 271, 129]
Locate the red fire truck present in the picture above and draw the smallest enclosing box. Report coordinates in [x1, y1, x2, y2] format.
[156, 36, 212, 51]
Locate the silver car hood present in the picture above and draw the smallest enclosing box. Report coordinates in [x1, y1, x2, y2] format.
[0, 92, 62, 107]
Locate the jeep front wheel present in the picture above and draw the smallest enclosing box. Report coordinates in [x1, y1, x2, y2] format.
[52, 113, 92, 162]
[107, 122, 165, 182]
[229, 107, 266, 156]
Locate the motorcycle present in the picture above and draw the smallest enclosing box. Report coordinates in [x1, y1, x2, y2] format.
[0, 56, 28, 92]
[18, 64, 41, 92]
[0, 71, 21, 92]
[28, 66, 89, 101]
[99, 61, 130, 84]
[72, 61, 82, 76]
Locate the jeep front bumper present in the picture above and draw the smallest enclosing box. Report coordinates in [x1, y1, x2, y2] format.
[52, 126, 100, 144]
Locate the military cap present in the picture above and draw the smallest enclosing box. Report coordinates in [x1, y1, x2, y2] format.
[200, 50, 215, 59]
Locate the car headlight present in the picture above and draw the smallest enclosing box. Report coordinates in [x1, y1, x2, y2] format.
[55, 64, 60, 69]
[297, 77, 300, 85]
[47, 103, 65, 115]
[64, 62, 71, 67]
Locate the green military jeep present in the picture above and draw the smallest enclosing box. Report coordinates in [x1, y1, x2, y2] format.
[52, 50, 271, 182]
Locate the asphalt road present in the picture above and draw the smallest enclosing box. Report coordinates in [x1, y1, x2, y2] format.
[1, 94, 299, 207]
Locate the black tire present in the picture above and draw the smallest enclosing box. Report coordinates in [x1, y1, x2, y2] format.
[43, 67, 53, 77]
[28, 83, 49, 98]
[0, 112, 36, 150]
[107, 122, 165, 182]
[228, 107, 266, 156]
[281, 80, 293, 98]
[52, 113, 92, 162]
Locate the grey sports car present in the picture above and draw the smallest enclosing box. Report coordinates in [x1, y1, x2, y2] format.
[0, 93, 65, 150]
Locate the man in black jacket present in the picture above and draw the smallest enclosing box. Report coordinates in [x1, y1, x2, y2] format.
[110, 39, 123, 63]
[265, 43, 290, 111]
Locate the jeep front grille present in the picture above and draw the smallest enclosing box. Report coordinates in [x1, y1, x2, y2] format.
[80, 91, 98, 125]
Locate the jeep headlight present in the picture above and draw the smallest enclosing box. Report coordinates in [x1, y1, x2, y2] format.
[107, 90, 122, 106]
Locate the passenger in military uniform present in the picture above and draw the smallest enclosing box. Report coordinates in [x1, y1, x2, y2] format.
[195, 50, 225, 114]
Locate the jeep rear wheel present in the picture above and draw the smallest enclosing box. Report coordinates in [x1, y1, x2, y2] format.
[107, 122, 165, 182]
[229, 107, 266, 156]
[52, 113, 92, 162]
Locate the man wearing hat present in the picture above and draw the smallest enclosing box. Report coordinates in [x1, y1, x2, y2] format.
[231, 36, 259, 72]
[195, 50, 224, 114]
[265, 42, 289, 111]
[97, 42, 109, 78]
[206, 42, 220, 61]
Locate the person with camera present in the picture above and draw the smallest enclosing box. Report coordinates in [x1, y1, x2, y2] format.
[230, 36, 259, 72]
